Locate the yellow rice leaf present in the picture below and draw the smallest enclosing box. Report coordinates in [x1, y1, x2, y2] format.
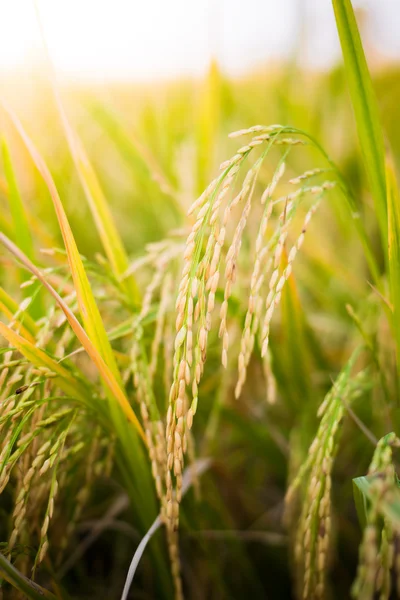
[0, 228, 146, 444]
[3, 105, 122, 380]
[386, 152, 400, 378]
[0, 321, 87, 402]
[51, 89, 141, 305]
[0, 287, 37, 343]
[1, 137, 34, 261]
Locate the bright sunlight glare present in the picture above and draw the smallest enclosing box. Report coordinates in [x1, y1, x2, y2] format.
[0, 0, 399, 81]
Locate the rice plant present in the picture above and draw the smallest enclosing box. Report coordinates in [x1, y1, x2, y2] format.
[0, 0, 400, 598]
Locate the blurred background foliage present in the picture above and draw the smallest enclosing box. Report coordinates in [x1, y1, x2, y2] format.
[0, 9, 400, 597]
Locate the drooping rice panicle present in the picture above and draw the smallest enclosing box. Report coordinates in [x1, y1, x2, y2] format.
[164, 124, 339, 545]
[166, 145, 260, 528]
[149, 273, 173, 382]
[228, 124, 283, 138]
[1, 96, 376, 600]
[131, 334, 166, 500]
[140, 267, 165, 321]
[289, 168, 331, 185]
[352, 433, 400, 600]
[140, 242, 183, 320]
[259, 186, 335, 360]
[37, 466, 60, 564]
[285, 351, 370, 599]
[8, 411, 51, 554]
[377, 523, 394, 600]
[234, 157, 287, 398]
[163, 316, 174, 393]
[58, 426, 102, 558]
[262, 347, 277, 405]
[219, 163, 261, 369]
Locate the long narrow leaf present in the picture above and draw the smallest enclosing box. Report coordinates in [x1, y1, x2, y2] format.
[0, 231, 146, 443]
[56, 112, 141, 304]
[90, 102, 180, 205]
[0, 552, 56, 600]
[353, 474, 400, 529]
[121, 459, 211, 600]
[332, 0, 387, 243]
[1, 137, 34, 260]
[32, 10, 140, 305]
[0, 286, 37, 342]
[386, 152, 400, 378]
[3, 105, 122, 383]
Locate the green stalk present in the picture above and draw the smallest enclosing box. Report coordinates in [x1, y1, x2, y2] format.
[332, 0, 387, 248]
[0, 552, 57, 600]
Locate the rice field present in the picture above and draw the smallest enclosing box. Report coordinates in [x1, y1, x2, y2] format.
[1, 1, 400, 598]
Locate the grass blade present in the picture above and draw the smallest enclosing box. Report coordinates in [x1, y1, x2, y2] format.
[0, 286, 37, 342]
[352, 476, 369, 530]
[332, 0, 387, 244]
[280, 267, 311, 404]
[2, 106, 160, 540]
[120, 459, 211, 600]
[196, 60, 221, 194]
[353, 474, 400, 529]
[0, 552, 57, 600]
[32, 9, 141, 305]
[56, 111, 141, 304]
[1, 136, 45, 317]
[90, 102, 179, 200]
[386, 152, 400, 379]
[3, 105, 123, 382]
[0, 321, 88, 402]
[0, 231, 146, 443]
[1, 137, 34, 261]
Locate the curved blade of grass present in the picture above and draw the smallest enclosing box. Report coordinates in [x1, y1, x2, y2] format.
[352, 476, 371, 530]
[280, 267, 311, 405]
[55, 112, 141, 305]
[332, 0, 387, 245]
[1, 137, 44, 318]
[89, 102, 179, 201]
[0, 286, 37, 341]
[32, 5, 140, 305]
[3, 105, 122, 381]
[4, 100, 159, 525]
[353, 474, 400, 529]
[264, 125, 380, 284]
[1, 137, 34, 260]
[59, 316, 135, 363]
[0, 231, 146, 443]
[120, 458, 211, 600]
[386, 152, 400, 381]
[0, 302, 35, 344]
[0, 321, 88, 402]
[196, 59, 221, 194]
[0, 552, 57, 600]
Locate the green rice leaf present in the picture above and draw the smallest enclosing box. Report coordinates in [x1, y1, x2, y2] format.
[3, 106, 123, 379]
[352, 476, 370, 530]
[1, 137, 34, 261]
[52, 92, 141, 305]
[0, 551, 57, 600]
[0, 231, 146, 444]
[353, 474, 400, 529]
[0, 286, 37, 343]
[332, 0, 387, 244]
[386, 152, 400, 377]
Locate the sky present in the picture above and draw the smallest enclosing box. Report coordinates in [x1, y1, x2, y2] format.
[0, 0, 399, 81]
